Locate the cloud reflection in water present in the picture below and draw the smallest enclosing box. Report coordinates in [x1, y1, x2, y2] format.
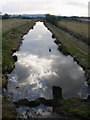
[8, 22, 88, 102]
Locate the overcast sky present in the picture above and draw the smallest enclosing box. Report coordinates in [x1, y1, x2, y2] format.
[0, 0, 89, 16]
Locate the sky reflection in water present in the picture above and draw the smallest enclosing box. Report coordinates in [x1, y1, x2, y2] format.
[8, 22, 88, 102]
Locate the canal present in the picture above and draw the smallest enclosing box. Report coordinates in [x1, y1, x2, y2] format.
[7, 21, 89, 118]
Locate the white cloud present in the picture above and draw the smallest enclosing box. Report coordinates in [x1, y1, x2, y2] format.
[1, 0, 88, 16]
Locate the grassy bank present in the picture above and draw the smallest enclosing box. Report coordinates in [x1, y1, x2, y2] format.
[2, 19, 36, 88]
[55, 97, 90, 120]
[2, 97, 17, 119]
[44, 22, 90, 85]
[2, 19, 36, 119]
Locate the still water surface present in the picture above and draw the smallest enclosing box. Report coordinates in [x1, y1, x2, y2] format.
[7, 22, 88, 102]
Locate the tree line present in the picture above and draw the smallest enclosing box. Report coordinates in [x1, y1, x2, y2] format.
[45, 14, 58, 26]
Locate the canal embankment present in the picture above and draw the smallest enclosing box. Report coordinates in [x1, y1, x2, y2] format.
[2, 19, 36, 119]
[2, 19, 36, 88]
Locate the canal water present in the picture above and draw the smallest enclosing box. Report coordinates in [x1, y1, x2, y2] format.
[7, 21, 89, 118]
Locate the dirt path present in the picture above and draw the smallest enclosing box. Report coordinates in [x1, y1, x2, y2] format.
[56, 25, 88, 55]
[65, 35, 88, 55]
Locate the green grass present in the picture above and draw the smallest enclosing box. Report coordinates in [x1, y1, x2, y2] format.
[58, 98, 90, 119]
[2, 53, 14, 73]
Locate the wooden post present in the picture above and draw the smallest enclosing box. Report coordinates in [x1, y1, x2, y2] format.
[53, 86, 63, 109]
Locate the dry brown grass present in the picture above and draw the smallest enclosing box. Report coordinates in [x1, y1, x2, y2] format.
[58, 20, 88, 38]
[2, 19, 31, 33]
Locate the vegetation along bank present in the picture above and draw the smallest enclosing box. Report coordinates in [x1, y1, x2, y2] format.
[2, 19, 36, 119]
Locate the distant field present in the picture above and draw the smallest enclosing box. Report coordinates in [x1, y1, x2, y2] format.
[2, 19, 31, 34]
[58, 20, 88, 38]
